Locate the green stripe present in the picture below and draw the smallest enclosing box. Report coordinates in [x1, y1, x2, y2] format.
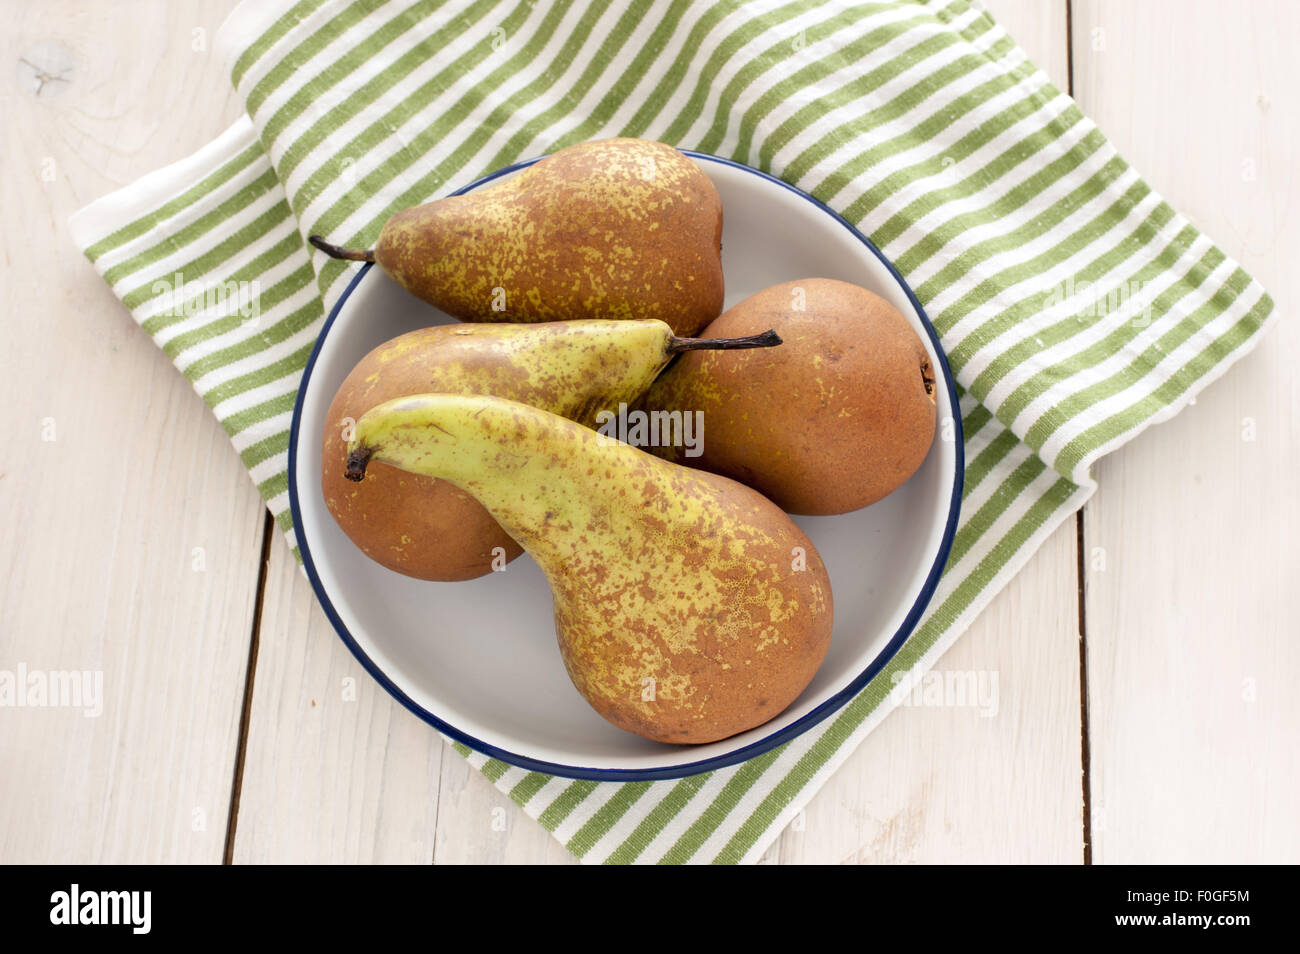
[923, 162, 1140, 334]
[535, 779, 598, 831]
[656, 0, 823, 146]
[714, 473, 1081, 862]
[107, 168, 281, 292]
[949, 455, 1045, 567]
[770, 1, 1008, 184]
[161, 264, 314, 362]
[202, 343, 315, 407]
[756, 30, 1011, 177]
[617, 2, 735, 139]
[960, 403, 994, 444]
[658, 749, 783, 864]
[259, 2, 429, 151]
[222, 390, 299, 439]
[1038, 267, 1255, 467]
[559, 0, 694, 142]
[245, 0, 393, 117]
[231, 0, 333, 87]
[182, 298, 321, 382]
[296, 0, 553, 232]
[566, 783, 651, 858]
[238, 430, 291, 471]
[953, 210, 1186, 381]
[482, 1, 650, 171]
[155, 261, 314, 358]
[271, 0, 506, 180]
[257, 470, 290, 503]
[1054, 287, 1271, 476]
[83, 145, 266, 264]
[961, 427, 1021, 498]
[508, 772, 551, 807]
[738, 8, 986, 166]
[120, 204, 294, 312]
[140, 229, 306, 336]
[480, 758, 511, 782]
[898, 130, 1114, 284]
[991, 235, 1221, 431]
[834, 86, 1077, 225]
[603, 773, 712, 865]
[695, 3, 926, 158]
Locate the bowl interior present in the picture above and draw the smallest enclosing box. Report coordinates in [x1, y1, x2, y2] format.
[292, 155, 960, 777]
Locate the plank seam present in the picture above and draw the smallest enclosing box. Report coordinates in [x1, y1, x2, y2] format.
[222, 509, 274, 864]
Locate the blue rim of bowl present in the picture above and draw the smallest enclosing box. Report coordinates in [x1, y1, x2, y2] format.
[288, 149, 965, 782]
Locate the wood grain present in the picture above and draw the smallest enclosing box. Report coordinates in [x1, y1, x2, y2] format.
[1074, 0, 1300, 863]
[227, 550, 446, 864]
[0, 0, 261, 863]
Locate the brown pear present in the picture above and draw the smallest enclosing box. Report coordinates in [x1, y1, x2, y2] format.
[310, 138, 724, 336]
[640, 278, 937, 515]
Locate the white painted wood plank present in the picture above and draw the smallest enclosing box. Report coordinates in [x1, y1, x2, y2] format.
[228, 546, 446, 863]
[1074, 0, 1300, 863]
[232, 530, 574, 863]
[431, 755, 578, 865]
[0, 0, 264, 863]
[760, 0, 1082, 866]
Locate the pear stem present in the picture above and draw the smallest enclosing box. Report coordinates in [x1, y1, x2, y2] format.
[309, 234, 376, 263]
[666, 328, 782, 355]
[344, 447, 373, 482]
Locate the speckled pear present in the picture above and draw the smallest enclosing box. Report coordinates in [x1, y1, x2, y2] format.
[344, 393, 833, 745]
[640, 278, 937, 514]
[310, 138, 725, 336]
[324, 320, 780, 581]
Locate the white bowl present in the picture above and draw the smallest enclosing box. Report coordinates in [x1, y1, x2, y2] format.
[289, 151, 963, 781]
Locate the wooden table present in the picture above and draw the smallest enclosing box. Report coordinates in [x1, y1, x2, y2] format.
[2, 0, 1295, 864]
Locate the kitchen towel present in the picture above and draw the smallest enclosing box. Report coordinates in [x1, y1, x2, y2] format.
[68, 0, 1274, 863]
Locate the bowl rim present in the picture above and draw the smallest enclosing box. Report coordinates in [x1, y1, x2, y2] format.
[288, 148, 965, 782]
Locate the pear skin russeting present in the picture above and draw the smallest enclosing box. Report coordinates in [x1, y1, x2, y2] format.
[345, 393, 833, 745]
[640, 278, 938, 515]
[323, 320, 780, 581]
[312, 138, 725, 336]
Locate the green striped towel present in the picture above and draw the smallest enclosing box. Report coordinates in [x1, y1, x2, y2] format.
[68, 0, 1274, 864]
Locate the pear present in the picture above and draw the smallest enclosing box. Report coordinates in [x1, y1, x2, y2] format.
[640, 278, 937, 515]
[311, 138, 725, 336]
[324, 319, 779, 581]
[344, 393, 833, 745]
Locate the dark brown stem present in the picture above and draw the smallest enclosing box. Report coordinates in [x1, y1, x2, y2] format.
[309, 235, 376, 263]
[344, 447, 373, 482]
[666, 328, 782, 355]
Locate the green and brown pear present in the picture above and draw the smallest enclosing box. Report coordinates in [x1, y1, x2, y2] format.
[323, 319, 780, 581]
[345, 394, 832, 744]
[312, 138, 724, 336]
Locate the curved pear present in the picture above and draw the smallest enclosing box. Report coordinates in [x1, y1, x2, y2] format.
[345, 393, 833, 745]
[324, 320, 779, 581]
[311, 138, 725, 336]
